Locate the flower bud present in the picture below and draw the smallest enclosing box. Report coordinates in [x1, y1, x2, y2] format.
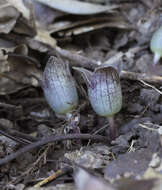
[150, 26, 162, 65]
[73, 66, 122, 140]
[42, 56, 79, 115]
[73, 66, 122, 117]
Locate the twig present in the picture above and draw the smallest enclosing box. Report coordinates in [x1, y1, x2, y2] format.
[34, 169, 62, 187]
[55, 46, 99, 69]
[121, 70, 162, 84]
[0, 124, 39, 144]
[139, 80, 162, 95]
[0, 129, 29, 145]
[139, 123, 157, 131]
[0, 134, 108, 166]
[7, 130, 39, 143]
[87, 124, 108, 146]
[34, 167, 72, 187]
[54, 48, 162, 85]
[10, 145, 50, 185]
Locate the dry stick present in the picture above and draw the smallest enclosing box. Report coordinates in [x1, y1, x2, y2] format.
[7, 130, 40, 143]
[55, 46, 99, 69]
[10, 145, 50, 185]
[34, 167, 72, 188]
[139, 79, 162, 94]
[121, 70, 162, 85]
[0, 129, 29, 145]
[55, 47, 162, 84]
[0, 134, 108, 166]
[34, 169, 63, 187]
[0, 124, 39, 144]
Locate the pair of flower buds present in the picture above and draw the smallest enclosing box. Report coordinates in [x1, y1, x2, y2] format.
[42, 56, 122, 140]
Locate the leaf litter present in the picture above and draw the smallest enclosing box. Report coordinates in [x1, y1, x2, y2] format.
[0, 0, 161, 190]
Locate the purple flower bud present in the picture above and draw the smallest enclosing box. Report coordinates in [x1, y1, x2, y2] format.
[73, 66, 122, 140]
[42, 56, 79, 115]
[73, 66, 122, 117]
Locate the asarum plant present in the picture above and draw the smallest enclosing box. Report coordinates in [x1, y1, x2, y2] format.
[73, 66, 122, 140]
[42, 56, 79, 115]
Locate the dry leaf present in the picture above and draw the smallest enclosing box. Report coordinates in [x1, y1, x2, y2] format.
[105, 131, 161, 180]
[0, 3, 20, 33]
[116, 178, 162, 190]
[7, 0, 30, 19]
[34, 29, 56, 48]
[36, 0, 118, 15]
[0, 44, 42, 95]
[24, 0, 62, 26]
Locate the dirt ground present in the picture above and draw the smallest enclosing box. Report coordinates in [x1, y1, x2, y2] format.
[0, 0, 162, 190]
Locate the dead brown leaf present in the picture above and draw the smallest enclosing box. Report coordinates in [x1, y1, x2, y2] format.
[36, 0, 118, 15]
[0, 3, 20, 33]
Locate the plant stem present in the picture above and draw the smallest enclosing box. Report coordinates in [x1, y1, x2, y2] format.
[107, 116, 117, 141]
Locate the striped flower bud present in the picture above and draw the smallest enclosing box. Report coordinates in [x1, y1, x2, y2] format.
[73, 67, 122, 117]
[42, 56, 79, 115]
[73, 66, 122, 140]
